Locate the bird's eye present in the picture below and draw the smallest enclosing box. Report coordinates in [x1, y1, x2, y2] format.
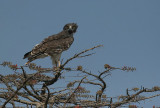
[72, 26, 76, 30]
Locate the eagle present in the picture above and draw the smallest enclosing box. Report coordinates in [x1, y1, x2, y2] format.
[23, 23, 78, 67]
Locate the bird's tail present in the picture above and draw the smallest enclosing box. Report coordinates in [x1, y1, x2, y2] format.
[23, 51, 31, 59]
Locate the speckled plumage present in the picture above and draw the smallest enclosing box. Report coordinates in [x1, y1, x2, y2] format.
[23, 23, 78, 66]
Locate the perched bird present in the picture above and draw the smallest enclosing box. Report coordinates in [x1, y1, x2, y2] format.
[23, 23, 78, 67]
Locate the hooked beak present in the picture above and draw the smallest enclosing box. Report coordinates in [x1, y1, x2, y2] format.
[68, 26, 74, 34]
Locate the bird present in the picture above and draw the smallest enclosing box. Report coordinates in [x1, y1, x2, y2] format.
[23, 23, 78, 67]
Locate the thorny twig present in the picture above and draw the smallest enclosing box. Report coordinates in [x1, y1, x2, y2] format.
[64, 76, 86, 107]
[2, 70, 41, 108]
[61, 45, 103, 68]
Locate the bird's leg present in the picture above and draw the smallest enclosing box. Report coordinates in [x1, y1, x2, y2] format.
[55, 61, 58, 67]
[53, 61, 60, 71]
[53, 61, 57, 70]
[58, 60, 61, 68]
[53, 60, 61, 71]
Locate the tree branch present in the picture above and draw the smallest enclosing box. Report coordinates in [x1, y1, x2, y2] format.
[2, 70, 41, 108]
[44, 86, 50, 108]
[61, 45, 103, 68]
[64, 76, 86, 106]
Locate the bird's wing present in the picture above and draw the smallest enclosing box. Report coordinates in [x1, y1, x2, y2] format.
[28, 32, 74, 61]
[31, 34, 62, 57]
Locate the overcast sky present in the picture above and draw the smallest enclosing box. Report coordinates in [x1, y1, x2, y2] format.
[0, 0, 160, 107]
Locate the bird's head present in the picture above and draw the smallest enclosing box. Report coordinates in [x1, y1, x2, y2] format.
[63, 23, 78, 34]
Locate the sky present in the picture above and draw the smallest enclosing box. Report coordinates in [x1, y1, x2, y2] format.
[0, 0, 160, 107]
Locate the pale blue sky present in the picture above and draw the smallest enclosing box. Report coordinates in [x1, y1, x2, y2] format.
[0, 0, 160, 107]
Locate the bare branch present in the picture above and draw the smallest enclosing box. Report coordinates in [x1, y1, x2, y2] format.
[61, 45, 103, 68]
[64, 76, 86, 106]
[44, 86, 50, 108]
[2, 70, 41, 108]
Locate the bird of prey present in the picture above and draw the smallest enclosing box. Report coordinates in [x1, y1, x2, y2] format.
[23, 23, 78, 67]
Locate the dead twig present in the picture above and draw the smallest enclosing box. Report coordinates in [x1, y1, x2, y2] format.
[61, 45, 103, 68]
[64, 76, 86, 107]
[2, 70, 41, 108]
[44, 86, 50, 108]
